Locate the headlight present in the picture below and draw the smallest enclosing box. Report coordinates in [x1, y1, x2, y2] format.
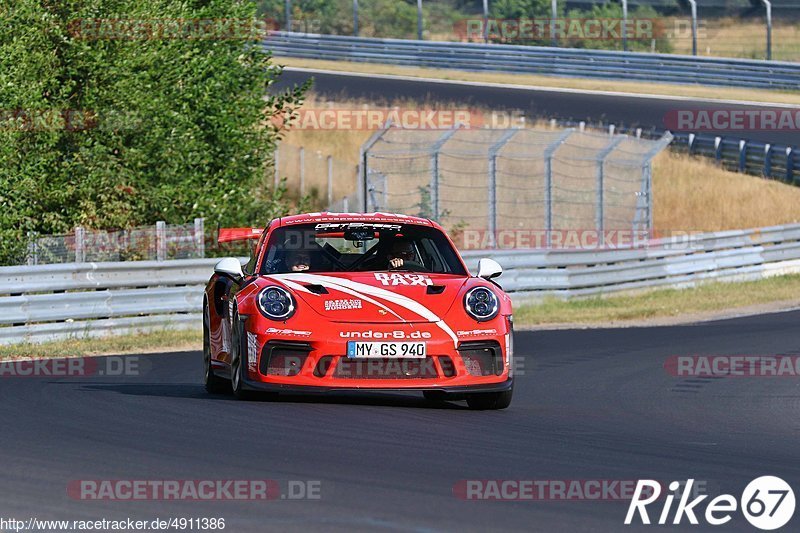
[257, 286, 296, 320]
[464, 287, 499, 321]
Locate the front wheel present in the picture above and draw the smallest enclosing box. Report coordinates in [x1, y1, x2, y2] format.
[230, 309, 255, 401]
[204, 303, 229, 394]
[466, 387, 513, 410]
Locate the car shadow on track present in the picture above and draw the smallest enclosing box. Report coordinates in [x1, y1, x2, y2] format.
[75, 383, 471, 409]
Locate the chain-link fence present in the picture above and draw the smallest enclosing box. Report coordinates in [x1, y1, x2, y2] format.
[362, 125, 672, 249]
[274, 143, 359, 208]
[26, 219, 205, 265]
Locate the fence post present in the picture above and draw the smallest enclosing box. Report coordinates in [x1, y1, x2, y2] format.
[429, 126, 462, 220]
[550, 0, 558, 47]
[621, 0, 628, 52]
[353, 0, 359, 36]
[194, 218, 205, 258]
[343, 196, 349, 212]
[75, 226, 85, 263]
[299, 146, 305, 195]
[417, 0, 423, 40]
[274, 148, 280, 189]
[327, 155, 334, 207]
[688, 0, 698, 56]
[487, 129, 520, 249]
[596, 137, 625, 236]
[285, 0, 292, 31]
[359, 119, 393, 212]
[762, 0, 772, 60]
[543, 129, 574, 247]
[27, 232, 37, 266]
[156, 221, 166, 261]
[482, 0, 489, 42]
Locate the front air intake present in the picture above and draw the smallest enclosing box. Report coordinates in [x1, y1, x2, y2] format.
[259, 341, 312, 377]
[458, 341, 504, 376]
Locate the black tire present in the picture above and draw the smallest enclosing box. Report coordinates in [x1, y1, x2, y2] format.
[230, 309, 255, 401]
[423, 390, 448, 403]
[203, 302, 230, 394]
[466, 387, 513, 410]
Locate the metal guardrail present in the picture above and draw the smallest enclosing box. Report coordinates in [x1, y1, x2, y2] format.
[264, 32, 800, 90]
[557, 122, 800, 185]
[2, 223, 800, 344]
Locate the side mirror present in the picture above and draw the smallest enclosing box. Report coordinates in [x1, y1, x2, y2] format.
[477, 258, 503, 280]
[214, 257, 244, 281]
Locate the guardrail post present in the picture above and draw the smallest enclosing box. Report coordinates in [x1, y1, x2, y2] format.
[74, 226, 85, 263]
[194, 218, 205, 258]
[299, 146, 305, 195]
[688, 133, 695, 154]
[156, 221, 166, 261]
[714, 137, 722, 162]
[417, 0, 423, 40]
[762, 0, 772, 60]
[353, 0, 359, 36]
[787, 147, 795, 183]
[763, 144, 772, 177]
[739, 140, 747, 172]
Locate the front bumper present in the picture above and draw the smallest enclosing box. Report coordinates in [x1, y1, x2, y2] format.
[237, 318, 513, 392]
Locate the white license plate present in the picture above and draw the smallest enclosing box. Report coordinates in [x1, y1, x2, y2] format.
[346, 341, 427, 359]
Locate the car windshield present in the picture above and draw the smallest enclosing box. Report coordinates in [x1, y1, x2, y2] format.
[259, 222, 467, 275]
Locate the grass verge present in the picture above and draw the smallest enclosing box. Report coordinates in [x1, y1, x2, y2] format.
[275, 57, 800, 106]
[0, 328, 201, 360]
[514, 274, 800, 327]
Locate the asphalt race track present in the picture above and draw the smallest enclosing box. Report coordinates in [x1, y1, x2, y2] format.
[2, 309, 799, 531]
[273, 68, 800, 148]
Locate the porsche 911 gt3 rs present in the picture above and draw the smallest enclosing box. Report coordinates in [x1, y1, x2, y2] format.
[203, 212, 514, 409]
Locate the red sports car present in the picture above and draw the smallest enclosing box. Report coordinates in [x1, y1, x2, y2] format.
[203, 212, 514, 409]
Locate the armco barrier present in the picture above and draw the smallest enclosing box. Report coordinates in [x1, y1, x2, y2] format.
[2, 223, 800, 344]
[264, 32, 800, 90]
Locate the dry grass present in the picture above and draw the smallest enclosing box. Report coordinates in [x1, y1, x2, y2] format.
[515, 274, 800, 327]
[668, 17, 800, 61]
[281, 96, 800, 232]
[0, 328, 201, 360]
[653, 150, 800, 231]
[274, 57, 800, 106]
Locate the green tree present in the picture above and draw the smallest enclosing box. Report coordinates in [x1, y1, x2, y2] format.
[0, 0, 308, 264]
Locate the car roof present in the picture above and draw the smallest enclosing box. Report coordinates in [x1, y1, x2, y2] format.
[276, 212, 440, 229]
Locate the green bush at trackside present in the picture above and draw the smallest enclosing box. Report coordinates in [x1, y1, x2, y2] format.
[0, 0, 308, 265]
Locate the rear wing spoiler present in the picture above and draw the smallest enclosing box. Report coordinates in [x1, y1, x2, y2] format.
[218, 227, 263, 244]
